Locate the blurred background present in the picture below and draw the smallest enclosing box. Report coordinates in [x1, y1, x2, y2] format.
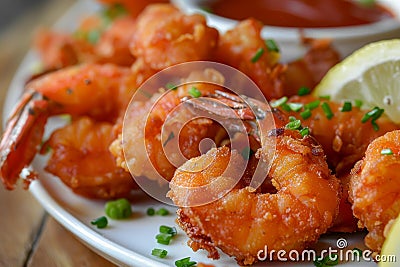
[0, 0, 75, 114]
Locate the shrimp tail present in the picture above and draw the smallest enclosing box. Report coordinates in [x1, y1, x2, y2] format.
[0, 90, 50, 189]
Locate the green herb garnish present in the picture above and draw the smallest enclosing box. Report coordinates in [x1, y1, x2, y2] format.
[300, 109, 312, 120]
[105, 198, 132, 219]
[156, 207, 170, 216]
[298, 86, 311, 96]
[188, 86, 201, 98]
[321, 102, 334, 120]
[270, 96, 288, 108]
[251, 48, 265, 63]
[147, 207, 155, 216]
[381, 148, 394, 155]
[265, 39, 280, 53]
[156, 233, 173, 245]
[241, 146, 254, 160]
[304, 100, 320, 110]
[159, 225, 177, 236]
[91, 216, 108, 229]
[313, 253, 339, 267]
[151, 248, 168, 258]
[285, 119, 302, 130]
[354, 99, 363, 108]
[287, 102, 303, 112]
[175, 257, 197, 267]
[300, 127, 310, 137]
[341, 101, 352, 112]
[319, 95, 331, 100]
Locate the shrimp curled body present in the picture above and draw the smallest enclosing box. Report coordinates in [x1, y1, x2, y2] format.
[168, 130, 340, 265]
[0, 63, 137, 198]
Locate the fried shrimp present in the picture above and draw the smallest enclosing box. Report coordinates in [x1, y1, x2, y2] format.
[0, 63, 137, 196]
[349, 130, 400, 252]
[168, 130, 341, 265]
[284, 95, 399, 175]
[283, 39, 340, 96]
[112, 82, 227, 181]
[215, 19, 285, 100]
[43, 117, 135, 198]
[34, 8, 136, 70]
[277, 95, 398, 233]
[130, 4, 219, 70]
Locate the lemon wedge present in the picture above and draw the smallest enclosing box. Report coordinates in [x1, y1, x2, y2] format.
[313, 39, 400, 124]
[379, 215, 400, 267]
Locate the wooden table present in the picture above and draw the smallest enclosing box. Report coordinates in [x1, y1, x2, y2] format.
[0, 1, 116, 266]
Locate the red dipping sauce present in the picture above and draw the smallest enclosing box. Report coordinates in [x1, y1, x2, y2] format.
[208, 0, 394, 28]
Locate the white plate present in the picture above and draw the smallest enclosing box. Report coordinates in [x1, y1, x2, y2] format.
[3, 1, 379, 266]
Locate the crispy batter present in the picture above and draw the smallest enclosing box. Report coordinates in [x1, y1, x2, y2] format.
[169, 130, 341, 265]
[349, 130, 400, 252]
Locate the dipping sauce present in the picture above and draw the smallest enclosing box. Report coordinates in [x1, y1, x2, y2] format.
[99, 0, 169, 17]
[208, 0, 394, 28]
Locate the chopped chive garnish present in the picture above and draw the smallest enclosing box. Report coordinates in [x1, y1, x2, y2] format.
[371, 121, 380, 131]
[341, 101, 352, 112]
[361, 111, 373, 122]
[361, 107, 384, 123]
[300, 109, 312, 120]
[361, 107, 383, 132]
[289, 116, 297, 122]
[160, 225, 177, 236]
[353, 248, 363, 257]
[156, 233, 173, 245]
[91, 216, 108, 229]
[280, 103, 292, 111]
[300, 127, 310, 137]
[147, 207, 155, 216]
[319, 95, 331, 100]
[298, 86, 311, 96]
[321, 102, 334, 120]
[270, 96, 288, 108]
[265, 39, 280, 52]
[354, 99, 363, 108]
[313, 254, 339, 267]
[285, 119, 302, 130]
[188, 86, 201, 98]
[166, 82, 178, 90]
[175, 257, 197, 267]
[151, 248, 168, 258]
[102, 3, 127, 22]
[304, 100, 320, 110]
[288, 102, 303, 112]
[251, 48, 265, 63]
[241, 146, 254, 160]
[372, 108, 384, 121]
[200, 6, 213, 13]
[60, 114, 72, 123]
[87, 29, 101, 44]
[357, 0, 376, 7]
[381, 148, 393, 155]
[105, 198, 132, 219]
[156, 208, 170, 216]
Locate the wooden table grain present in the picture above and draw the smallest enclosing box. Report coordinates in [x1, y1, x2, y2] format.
[0, 1, 117, 266]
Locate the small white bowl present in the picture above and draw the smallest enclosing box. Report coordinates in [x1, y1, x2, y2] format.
[171, 0, 400, 62]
